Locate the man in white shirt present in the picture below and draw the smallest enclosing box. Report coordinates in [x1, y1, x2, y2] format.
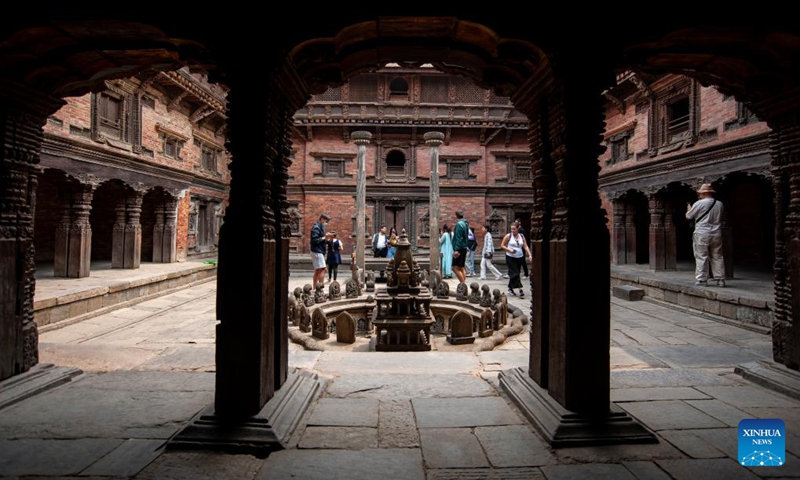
[686, 183, 725, 287]
[372, 225, 388, 278]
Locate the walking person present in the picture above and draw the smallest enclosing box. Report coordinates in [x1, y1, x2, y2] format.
[310, 213, 330, 287]
[686, 183, 726, 287]
[326, 231, 343, 282]
[500, 223, 532, 297]
[451, 211, 470, 284]
[480, 224, 503, 280]
[466, 227, 477, 277]
[387, 226, 399, 259]
[439, 224, 454, 278]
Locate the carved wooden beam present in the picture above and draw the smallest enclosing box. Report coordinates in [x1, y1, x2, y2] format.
[168, 91, 189, 112]
[604, 91, 625, 114]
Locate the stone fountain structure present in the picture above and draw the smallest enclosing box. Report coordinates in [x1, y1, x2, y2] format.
[372, 229, 435, 351]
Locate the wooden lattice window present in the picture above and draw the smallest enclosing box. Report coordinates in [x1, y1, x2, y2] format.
[348, 74, 378, 102]
[322, 158, 346, 177]
[314, 86, 342, 102]
[514, 164, 531, 182]
[420, 75, 449, 103]
[452, 77, 483, 104]
[201, 146, 218, 172]
[163, 135, 184, 160]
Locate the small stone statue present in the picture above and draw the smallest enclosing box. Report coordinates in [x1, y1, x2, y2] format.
[436, 279, 450, 298]
[303, 283, 315, 307]
[455, 282, 468, 301]
[287, 292, 297, 325]
[328, 280, 341, 300]
[314, 282, 327, 303]
[345, 278, 358, 299]
[479, 284, 493, 308]
[467, 282, 481, 304]
[365, 271, 375, 292]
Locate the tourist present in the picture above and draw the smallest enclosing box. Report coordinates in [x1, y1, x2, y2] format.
[480, 224, 503, 280]
[466, 227, 477, 277]
[686, 183, 725, 287]
[310, 213, 330, 287]
[439, 224, 454, 278]
[372, 225, 388, 258]
[500, 223, 532, 297]
[326, 231, 343, 282]
[451, 211, 469, 283]
[387, 226, 399, 258]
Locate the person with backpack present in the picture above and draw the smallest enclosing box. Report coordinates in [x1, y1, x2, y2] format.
[686, 183, 725, 287]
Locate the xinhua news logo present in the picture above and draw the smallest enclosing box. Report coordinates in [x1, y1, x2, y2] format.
[738, 418, 785, 467]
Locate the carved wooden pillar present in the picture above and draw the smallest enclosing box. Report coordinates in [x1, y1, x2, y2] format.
[664, 207, 677, 270]
[647, 191, 669, 271]
[426, 131, 444, 272]
[153, 194, 178, 263]
[611, 196, 626, 265]
[112, 186, 144, 269]
[625, 202, 637, 264]
[54, 176, 98, 277]
[500, 61, 653, 447]
[0, 81, 64, 381]
[721, 209, 734, 279]
[767, 113, 800, 371]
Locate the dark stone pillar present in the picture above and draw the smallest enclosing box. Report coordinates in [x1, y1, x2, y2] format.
[611, 196, 626, 265]
[500, 62, 654, 447]
[721, 210, 734, 279]
[53, 178, 97, 278]
[153, 195, 178, 263]
[0, 81, 63, 381]
[112, 187, 144, 269]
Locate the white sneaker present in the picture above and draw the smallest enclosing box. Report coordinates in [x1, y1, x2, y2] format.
[479, 277, 487, 280]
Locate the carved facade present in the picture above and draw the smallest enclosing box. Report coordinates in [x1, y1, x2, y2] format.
[37, 68, 230, 276]
[599, 72, 773, 276]
[288, 66, 533, 255]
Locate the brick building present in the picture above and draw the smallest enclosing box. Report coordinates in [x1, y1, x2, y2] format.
[598, 72, 773, 277]
[35, 67, 230, 277]
[288, 65, 532, 257]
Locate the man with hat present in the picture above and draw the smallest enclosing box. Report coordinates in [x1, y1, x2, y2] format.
[310, 213, 331, 288]
[686, 184, 725, 287]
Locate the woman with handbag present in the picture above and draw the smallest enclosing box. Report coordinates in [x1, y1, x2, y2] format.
[500, 223, 532, 297]
[480, 224, 503, 280]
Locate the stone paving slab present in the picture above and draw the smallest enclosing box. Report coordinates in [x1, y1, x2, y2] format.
[297, 426, 377, 449]
[80, 438, 166, 477]
[741, 406, 800, 433]
[419, 428, 490, 469]
[39, 342, 162, 372]
[551, 439, 684, 464]
[618, 400, 727, 431]
[474, 425, 555, 467]
[427, 467, 546, 479]
[611, 347, 669, 369]
[611, 387, 710, 402]
[540, 463, 638, 480]
[0, 438, 121, 476]
[313, 351, 481, 375]
[136, 345, 215, 372]
[476, 350, 530, 371]
[413, 397, 525, 428]
[695, 385, 800, 408]
[306, 398, 379, 427]
[684, 399, 752, 427]
[611, 368, 737, 389]
[621, 461, 673, 480]
[288, 350, 322, 370]
[379, 399, 419, 448]
[323, 373, 495, 399]
[658, 430, 727, 458]
[637, 345, 765, 368]
[136, 451, 263, 480]
[655, 458, 761, 480]
[258, 448, 425, 480]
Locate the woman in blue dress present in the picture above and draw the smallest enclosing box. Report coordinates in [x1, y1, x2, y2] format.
[439, 224, 454, 278]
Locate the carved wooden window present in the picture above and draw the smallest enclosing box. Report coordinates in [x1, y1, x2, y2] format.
[389, 77, 409, 97]
[97, 92, 123, 140]
[163, 135, 184, 160]
[651, 78, 698, 152]
[385, 150, 406, 176]
[606, 128, 634, 165]
[724, 102, 759, 131]
[201, 146, 218, 172]
[448, 162, 469, 179]
[322, 158, 346, 177]
[452, 77, 483, 104]
[313, 86, 342, 102]
[349, 74, 378, 102]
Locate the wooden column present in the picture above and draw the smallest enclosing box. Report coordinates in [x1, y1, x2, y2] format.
[0, 81, 63, 381]
[625, 203, 637, 264]
[648, 191, 668, 271]
[153, 194, 178, 263]
[611, 196, 626, 265]
[53, 177, 97, 277]
[664, 208, 677, 270]
[112, 186, 144, 269]
[499, 61, 654, 447]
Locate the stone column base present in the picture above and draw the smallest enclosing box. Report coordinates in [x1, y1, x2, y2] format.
[499, 367, 658, 447]
[167, 368, 323, 457]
